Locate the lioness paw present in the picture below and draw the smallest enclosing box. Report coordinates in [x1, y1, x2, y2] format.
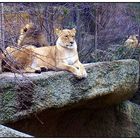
[74, 70, 87, 79]
[41, 67, 48, 72]
[81, 70, 87, 78]
[35, 70, 41, 74]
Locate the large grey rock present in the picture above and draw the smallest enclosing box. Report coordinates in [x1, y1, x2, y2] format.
[0, 125, 32, 137]
[5, 101, 140, 137]
[0, 59, 139, 124]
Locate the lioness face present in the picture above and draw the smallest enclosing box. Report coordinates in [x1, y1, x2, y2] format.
[21, 23, 36, 35]
[56, 28, 77, 49]
[124, 35, 139, 48]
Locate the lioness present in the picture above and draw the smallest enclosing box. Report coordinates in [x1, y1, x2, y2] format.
[4, 28, 87, 79]
[2, 23, 48, 72]
[18, 23, 48, 47]
[124, 35, 140, 48]
[3, 46, 35, 72]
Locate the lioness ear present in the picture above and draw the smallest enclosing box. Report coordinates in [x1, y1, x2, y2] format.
[72, 28, 76, 34]
[55, 28, 62, 36]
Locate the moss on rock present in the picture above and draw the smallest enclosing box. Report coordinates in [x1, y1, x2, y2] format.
[0, 59, 139, 124]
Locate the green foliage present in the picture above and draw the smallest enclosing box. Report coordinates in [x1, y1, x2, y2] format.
[91, 44, 140, 63]
[2, 90, 15, 105]
[127, 3, 140, 23]
[63, 7, 69, 16]
[67, 22, 76, 28]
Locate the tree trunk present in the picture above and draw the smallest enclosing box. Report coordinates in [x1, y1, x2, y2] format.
[0, 3, 5, 73]
[0, 3, 5, 50]
[94, 5, 98, 57]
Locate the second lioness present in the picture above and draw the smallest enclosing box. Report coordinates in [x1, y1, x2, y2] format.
[18, 23, 48, 47]
[5, 28, 87, 79]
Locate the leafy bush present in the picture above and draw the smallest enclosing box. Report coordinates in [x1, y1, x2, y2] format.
[91, 45, 140, 63]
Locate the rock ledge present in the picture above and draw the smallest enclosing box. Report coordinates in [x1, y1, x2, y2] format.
[0, 59, 139, 124]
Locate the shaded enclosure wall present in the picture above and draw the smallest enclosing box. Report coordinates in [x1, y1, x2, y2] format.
[0, 2, 140, 63]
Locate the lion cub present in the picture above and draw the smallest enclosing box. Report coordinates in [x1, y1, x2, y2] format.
[4, 28, 87, 79]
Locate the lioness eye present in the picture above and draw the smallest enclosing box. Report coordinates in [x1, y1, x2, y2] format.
[65, 35, 68, 38]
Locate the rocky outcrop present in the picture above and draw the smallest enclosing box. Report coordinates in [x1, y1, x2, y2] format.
[6, 101, 140, 137]
[0, 125, 32, 137]
[0, 59, 139, 125]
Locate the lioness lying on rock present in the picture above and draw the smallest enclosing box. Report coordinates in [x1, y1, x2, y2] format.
[2, 23, 48, 72]
[4, 28, 87, 79]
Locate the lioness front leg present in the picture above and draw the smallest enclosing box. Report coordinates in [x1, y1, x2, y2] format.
[57, 63, 83, 78]
[74, 61, 87, 78]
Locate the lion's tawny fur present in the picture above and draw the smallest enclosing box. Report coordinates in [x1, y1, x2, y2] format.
[124, 35, 140, 48]
[4, 28, 87, 79]
[18, 23, 48, 47]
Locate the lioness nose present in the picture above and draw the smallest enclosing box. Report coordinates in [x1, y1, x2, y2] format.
[70, 41, 74, 44]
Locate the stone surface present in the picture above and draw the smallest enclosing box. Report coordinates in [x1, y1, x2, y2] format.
[0, 59, 139, 124]
[6, 101, 140, 137]
[0, 125, 32, 137]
